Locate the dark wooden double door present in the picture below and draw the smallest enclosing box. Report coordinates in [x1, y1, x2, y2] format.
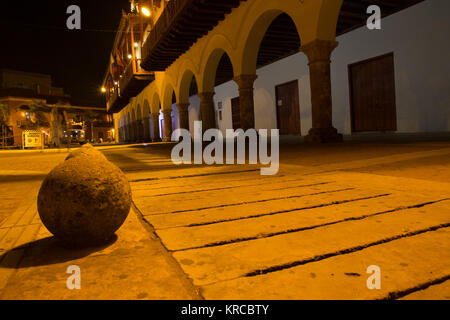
[276, 80, 301, 135]
[231, 80, 301, 134]
[349, 52, 397, 132]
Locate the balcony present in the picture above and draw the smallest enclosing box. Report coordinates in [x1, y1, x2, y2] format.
[103, 11, 156, 113]
[119, 58, 155, 99]
[106, 59, 154, 113]
[106, 87, 128, 114]
[141, 0, 245, 71]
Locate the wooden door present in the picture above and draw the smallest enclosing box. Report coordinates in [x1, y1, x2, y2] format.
[231, 97, 241, 130]
[349, 52, 397, 132]
[275, 80, 301, 135]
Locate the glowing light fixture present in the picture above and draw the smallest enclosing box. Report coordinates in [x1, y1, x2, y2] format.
[134, 42, 139, 48]
[128, 54, 132, 59]
[142, 7, 151, 17]
[101, 87, 106, 93]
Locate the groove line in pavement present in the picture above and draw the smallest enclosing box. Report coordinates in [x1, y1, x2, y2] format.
[141, 182, 332, 198]
[383, 275, 450, 300]
[243, 223, 450, 277]
[145, 188, 355, 216]
[170, 198, 449, 252]
[130, 169, 261, 182]
[159, 193, 391, 229]
[130, 173, 290, 190]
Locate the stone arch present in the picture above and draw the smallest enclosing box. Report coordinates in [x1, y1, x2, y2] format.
[178, 68, 199, 105]
[199, 34, 237, 93]
[142, 99, 151, 141]
[239, 9, 301, 75]
[161, 77, 177, 111]
[161, 80, 177, 140]
[150, 91, 162, 141]
[151, 91, 161, 114]
[126, 112, 131, 142]
[131, 109, 137, 142]
[237, 0, 342, 75]
[118, 115, 124, 142]
[136, 104, 143, 142]
[176, 68, 199, 131]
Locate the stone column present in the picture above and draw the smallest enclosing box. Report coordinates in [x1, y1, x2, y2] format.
[177, 103, 190, 131]
[151, 112, 161, 142]
[301, 39, 342, 143]
[120, 127, 125, 143]
[118, 127, 123, 142]
[234, 74, 258, 131]
[198, 92, 216, 132]
[162, 109, 173, 142]
[125, 125, 130, 142]
[143, 117, 150, 142]
[135, 121, 140, 142]
[129, 122, 135, 142]
[140, 121, 144, 141]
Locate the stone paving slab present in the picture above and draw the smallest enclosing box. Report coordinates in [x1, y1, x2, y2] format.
[399, 279, 450, 300]
[200, 227, 450, 300]
[148, 192, 435, 230]
[138, 186, 359, 220]
[173, 200, 450, 286]
[130, 171, 297, 192]
[154, 189, 396, 251]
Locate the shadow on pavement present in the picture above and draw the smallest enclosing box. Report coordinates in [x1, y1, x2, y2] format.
[0, 174, 48, 183]
[0, 234, 118, 268]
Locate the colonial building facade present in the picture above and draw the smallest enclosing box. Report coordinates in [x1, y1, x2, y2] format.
[103, 0, 449, 144]
[0, 69, 114, 147]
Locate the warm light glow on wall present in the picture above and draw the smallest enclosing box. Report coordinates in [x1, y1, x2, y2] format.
[141, 7, 151, 17]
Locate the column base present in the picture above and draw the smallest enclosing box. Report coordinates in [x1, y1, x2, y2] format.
[304, 127, 343, 143]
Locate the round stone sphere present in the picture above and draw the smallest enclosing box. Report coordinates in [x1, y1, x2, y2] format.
[38, 149, 131, 247]
[65, 144, 107, 162]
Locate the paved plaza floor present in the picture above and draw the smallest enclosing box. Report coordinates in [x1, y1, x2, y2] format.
[0, 139, 449, 299]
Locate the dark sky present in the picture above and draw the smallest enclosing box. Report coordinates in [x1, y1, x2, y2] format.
[0, 0, 130, 107]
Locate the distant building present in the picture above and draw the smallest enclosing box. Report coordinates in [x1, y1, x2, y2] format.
[0, 69, 114, 147]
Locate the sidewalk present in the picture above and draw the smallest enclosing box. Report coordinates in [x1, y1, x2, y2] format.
[0, 195, 201, 300]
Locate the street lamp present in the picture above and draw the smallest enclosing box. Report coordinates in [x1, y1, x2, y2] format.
[141, 7, 151, 17]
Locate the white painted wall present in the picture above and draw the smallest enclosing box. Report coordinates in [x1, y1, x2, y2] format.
[211, 0, 450, 135]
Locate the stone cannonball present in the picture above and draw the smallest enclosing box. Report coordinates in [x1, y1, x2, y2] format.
[38, 150, 131, 247]
[65, 144, 107, 162]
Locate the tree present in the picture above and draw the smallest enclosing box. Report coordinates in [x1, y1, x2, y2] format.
[26, 101, 51, 129]
[0, 102, 10, 147]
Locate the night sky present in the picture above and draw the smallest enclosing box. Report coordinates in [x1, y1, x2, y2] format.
[0, 0, 130, 107]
